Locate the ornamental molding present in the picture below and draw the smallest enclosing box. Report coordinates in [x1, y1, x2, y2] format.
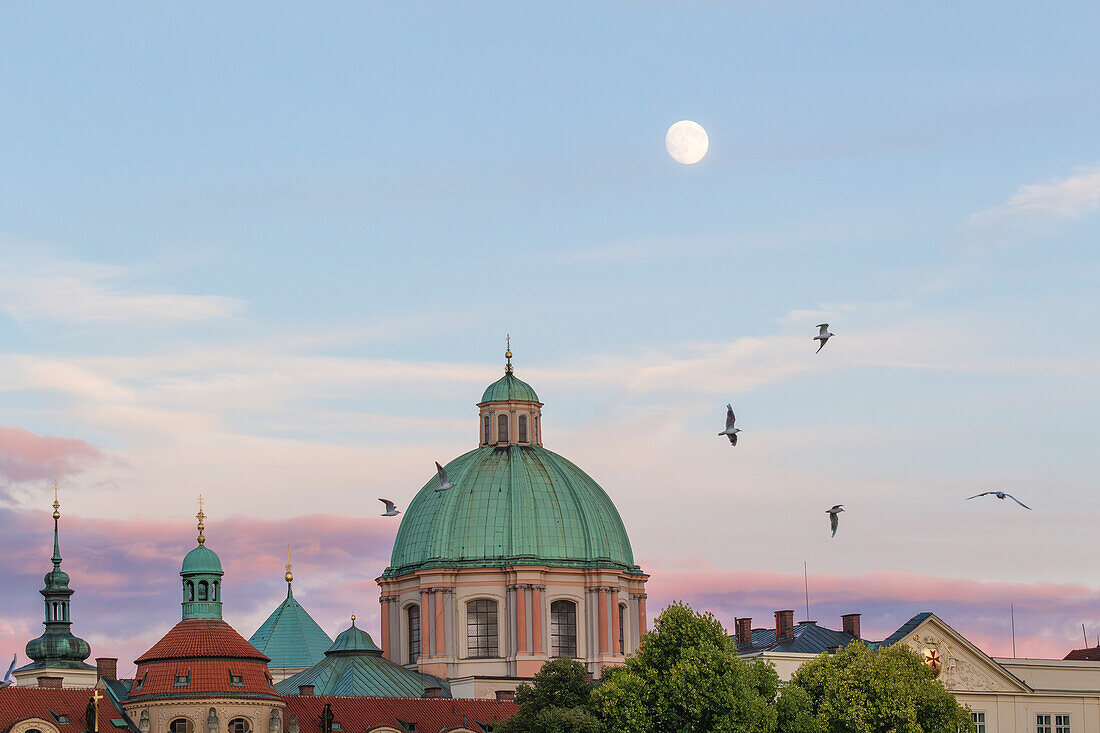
[630, 593, 648, 600]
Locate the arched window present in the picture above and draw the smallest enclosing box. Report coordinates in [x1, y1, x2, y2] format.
[198, 581, 208, 601]
[228, 719, 251, 733]
[213, 582, 219, 601]
[550, 600, 577, 658]
[534, 416, 540, 442]
[62, 603, 69, 622]
[169, 719, 194, 733]
[407, 605, 421, 664]
[187, 581, 195, 602]
[466, 600, 499, 659]
[483, 415, 490, 444]
[619, 604, 627, 654]
[497, 414, 509, 443]
[518, 415, 528, 443]
[51, 602, 58, 620]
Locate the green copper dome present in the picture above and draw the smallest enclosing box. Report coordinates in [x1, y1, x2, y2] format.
[481, 372, 540, 403]
[248, 584, 333, 669]
[182, 544, 223, 575]
[275, 620, 446, 698]
[385, 445, 637, 576]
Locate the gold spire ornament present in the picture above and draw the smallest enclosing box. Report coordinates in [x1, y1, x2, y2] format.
[505, 334, 513, 374]
[196, 495, 206, 545]
[285, 544, 294, 584]
[52, 480, 60, 520]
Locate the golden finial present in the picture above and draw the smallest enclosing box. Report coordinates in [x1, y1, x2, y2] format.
[52, 480, 60, 520]
[196, 494, 206, 545]
[505, 334, 513, 373]
[285, 544, 293, 584]
[351, 614, 356, 626]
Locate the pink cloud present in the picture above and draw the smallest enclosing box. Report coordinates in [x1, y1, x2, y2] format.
[0, 426, 103, 483]
[3, 511, 1096, 681]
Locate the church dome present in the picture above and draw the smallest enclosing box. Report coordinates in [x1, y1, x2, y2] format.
[480, 372, 540, 404]
[386, 445, 637, 576]
[182, 544, 223, 575]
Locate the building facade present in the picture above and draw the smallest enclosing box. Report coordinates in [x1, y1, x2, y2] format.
[376, 349, 649, 698]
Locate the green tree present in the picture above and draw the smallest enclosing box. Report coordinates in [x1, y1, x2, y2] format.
[591, 601, 781, 733]
[779, 642, 974, 733]
[496, 657, 601, 733]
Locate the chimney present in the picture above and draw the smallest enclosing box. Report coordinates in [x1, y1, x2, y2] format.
[774, 610, 795, 641]
[495, 690, 515, 702]
[841, 613, 861, 639]
[37, 676, 64, 689]
[423, 686, 443, 699]
[298, 685, 314, 696]
[96, 658, 118, 681]
[735, 618, 753, 647]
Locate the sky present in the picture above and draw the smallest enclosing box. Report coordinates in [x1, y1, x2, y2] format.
[2, 2, 1100, 674]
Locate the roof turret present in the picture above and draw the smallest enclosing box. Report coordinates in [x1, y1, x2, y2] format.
[480, 339, 540, 404]
[20, 484, 94, 673]
[248, 547, 334, 670]
[180, 497, 224, 620]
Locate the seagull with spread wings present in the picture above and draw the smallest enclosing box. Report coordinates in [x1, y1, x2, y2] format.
[434, 462, 456, 491]
[1, 654, 15, 689]
[718, 404, 741, 446]
[379, 498, 401, 517]
[814, 323, 834, 353]
[967, 491, 1031, 509]
[826, 505, 844, 537]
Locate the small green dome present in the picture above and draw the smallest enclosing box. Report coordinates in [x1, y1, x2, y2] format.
[385, 445, 637, 576]
[182, 544, 223, 575]
[43, 568, 70, 590]
[327, 623, 382, 655]
[481, 372, 540, 403]
[25, 633, 91, 666]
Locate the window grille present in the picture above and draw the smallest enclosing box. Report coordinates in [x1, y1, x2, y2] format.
[518, 415, 528, 443]
[497, 414, 509, 442]
[1038, 715, 1052, 733]
[408, 605, 421, 664]
[972, 712, 986, 733]
[550, 600, 577, 658]
[466, 600, 499, 658]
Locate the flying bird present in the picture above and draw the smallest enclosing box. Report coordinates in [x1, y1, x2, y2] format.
[967, 491, 1031, 510]
[826, 505, 844, 537]
[434, 462, 456, 491]
[379, 498, 400, 517]
[814, 323, 834, 353]
[718, 404, 741, 446]
[1, 654, 15, 688]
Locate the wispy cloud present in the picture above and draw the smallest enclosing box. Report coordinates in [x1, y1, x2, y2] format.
[972, 165, 1100, 223]
[0, 426, 103, 484]
[0, 253, 244, 324]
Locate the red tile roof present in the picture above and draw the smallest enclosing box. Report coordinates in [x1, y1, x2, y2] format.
[126, 659, 279, 703]
[134, 619, 269, 664]
[283, 695, 517, 733]
[0, 687, 133, 733]
[1065, 647, 1100, 661]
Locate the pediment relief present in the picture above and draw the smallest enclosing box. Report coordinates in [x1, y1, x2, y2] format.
[897, 615, 1029, 693]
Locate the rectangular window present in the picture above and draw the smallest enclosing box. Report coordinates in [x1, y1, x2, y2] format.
[619, 604, 626, 654]
[1037, 715, 1052, 733]
[408, 605, 421, 664]
[483, 416, 490, 444]
[173, 671, 191, 686]
[518, 415, 528, 443]
[229, 673, 244, 686]
[467, 600, 499, 659]
[1056, 715, 1070, 733]
[550, 601, 577, 658]
[972, 712, 986, 733]
[497, 414, 509, 443]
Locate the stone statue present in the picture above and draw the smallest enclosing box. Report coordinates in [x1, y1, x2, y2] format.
[269, 709, 281, 733]
[286, 715, 299, 733]
[206, 708, 219, 733]
[138, 710, 150, 733]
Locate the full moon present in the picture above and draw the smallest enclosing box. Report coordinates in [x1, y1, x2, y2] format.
[665, 120, 709, 165]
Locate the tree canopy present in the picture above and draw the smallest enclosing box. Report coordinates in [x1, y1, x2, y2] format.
[591, 601, 781, 733]
[780, 642, 974, 733]
[495, 657, 601, 733]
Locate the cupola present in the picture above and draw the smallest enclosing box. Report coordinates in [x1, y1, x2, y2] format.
[477, 337, 544, 447]
[181, 496, 224, 620]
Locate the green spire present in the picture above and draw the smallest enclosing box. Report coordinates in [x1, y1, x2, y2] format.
[180, 496, 224, 620]
[22, 483, 93, 672]
[248, 551, 333, 670]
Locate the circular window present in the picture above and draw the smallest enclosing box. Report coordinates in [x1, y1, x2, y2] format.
[169, 720, 193, 733]
[229, 719, 252, 733]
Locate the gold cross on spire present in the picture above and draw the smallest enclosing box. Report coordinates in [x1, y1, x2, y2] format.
[285, 544, 294, 584]
[90, 689, 103, 733]
[505, 334, 513, 373]
[52, 480, 60, 520]
[196, 494, 206, 545]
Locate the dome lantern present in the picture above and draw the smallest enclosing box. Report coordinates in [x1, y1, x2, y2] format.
[181, 495, 225, 620]
[477, 337, 544, 447]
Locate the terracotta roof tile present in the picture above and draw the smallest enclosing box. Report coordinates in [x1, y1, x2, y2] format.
[126, 660, 278, 702]
[134, 619, 269, 664]
[282, 696, 516, 733]
[0, 687, 134, 733]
